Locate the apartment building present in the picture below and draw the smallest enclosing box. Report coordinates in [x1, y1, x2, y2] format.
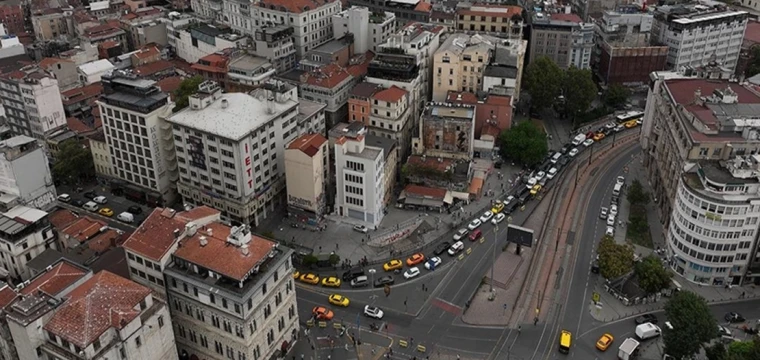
[0, 0, 25, 35]
[0, 206, 56, 281]
[412, 102, 475, 160]
[190, 0, 223, 21]
[0, 66, 67, 142]
[87, 130, 115, 180]
[333, 122, 388, 226]
[333, 6, 396, 54]
[167, 81, 316, 226]
[255, 0, 342, 57]
[347, 0, 432, 23]
[223, 0, 256, 35]
[651, 3, 748, 72]
[283, 63, 356, 128]
[530, 12, 594, 70]
[594, 7, 668, 85]
[456, 4, 523, 36]
[482, 39, 528, 101]
[175, 23, 248, 64]
[367, 86, 411, 166]
[349, 82, 381, 125]
[432, 33, 496, 101]
[0, 136, 57, 211]
[284, 133, 329, 223]
[97, 71, 178, 206]
[82, 24, 129, 54]
[253, 25, 297, 74]
[164, 224, 298, 360]
[31, 6, 74, 41]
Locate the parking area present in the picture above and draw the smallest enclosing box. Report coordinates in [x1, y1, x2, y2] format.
[55, 181, 154, 227]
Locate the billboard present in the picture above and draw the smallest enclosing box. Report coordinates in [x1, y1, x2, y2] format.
[507, 224, 534, 248]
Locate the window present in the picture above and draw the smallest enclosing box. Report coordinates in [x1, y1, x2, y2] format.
[135, 336, 142, 348]
[93, 339, 101, 351]
[158, 316, 164, 328]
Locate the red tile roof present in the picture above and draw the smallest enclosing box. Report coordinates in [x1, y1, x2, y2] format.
[0, 284, 17, 309]
[67, 117, 95, 134]
[551, 13, 583, 23]
[134, 60, 174, 76]
[61, 82, 104, 106]
[176, 206, 220, 222]
[175, 224, 276, 281]
[744, 20, 760, 47]
[347, 51, 374, 77]
[84, 24, 122, 37]
[665, 79, 760, 106]
[157, 76, 184, 97]
[60, 217, 108, 244]
[414, 1, 432, 12]
[258, 0, 338, 14]
[446, 91, 478, 104]
[44, 271, 151, 348]
[288, 133, 328, 157]
[87, 229, 123, 253]
[39, 57, 73, 69]
[305, 63, 351, 88]
[98, 40, 120, 50]
[133, 46, 159, 59]
[121, 208, 188, 261]
[48, 209, 80, 229]
[404, 184, 446, 199]
[21, 261, 88, 297]
[372, 85, 407, 103]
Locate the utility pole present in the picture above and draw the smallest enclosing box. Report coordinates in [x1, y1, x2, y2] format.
[491, 225, 499, 293]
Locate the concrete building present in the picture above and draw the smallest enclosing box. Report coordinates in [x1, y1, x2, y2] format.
[175, 23, 248, 64]
[190, 0, 223, 21]
[530, 12, 594, 70]
[446, 91, 513, 140]
[39, 57, 79, 92]
[164, 223, 298, 360]
[88, 130, 114, 180]
[285, 133, 329, 223]
[456, 4, 523, 36]
[222, 0, 256, 36]
[333, 122, 388, 226]
[82, 24, 129, 54]
[0, 25, 24, 60]
[569, 0, 620, 21]
[349, 82, 381, 126]
[77, 59, 115, 85]
[0, 206, 56, 281]
[412, 102, 475, 160]
[0, 0, 25, 35]
[594, 6, 668, 85]
[227, 53, 277, 89]
[347, 0, 432, 24]
[0, 66, 67, 142]
[651, 3, 749, 73]
[255, 0, 342, 57]
[432, 33, 497, 101]
[122, 13, 170, 49]
[97, 71, 178, 206]
[31, 6, 75, 42]
[0, 136, 57, 211]
[482, 39, 528, 101]
[368, 85, 411, 166]
[167, 80, 317, 226]
[253, 25, 297, 74]
[282, 63, 355, 128]
[333, 6, 396, 54]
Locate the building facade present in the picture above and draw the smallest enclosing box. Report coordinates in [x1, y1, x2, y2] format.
[0, 66, 67, 142]
[88, 130, 115, 183]
[333, 6, 396, 54]
[413, 102, 475, 160]
[253, 25, 297, 74]
[530, 12, 594, 70]
[347, 0, 431, 23]
[284, 133, 329, 223]
[0, 206, 55, 281]
[97, 71, 178, 206]
[175, 24, 248, 64]
[432, 33, 496, 101]
[0, 136, 57, 211]
[255, 0, 341, 57]
[368, 85, 411, 166]
[456, 4, 523, 35]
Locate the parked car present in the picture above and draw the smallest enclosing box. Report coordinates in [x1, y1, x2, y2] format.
[403, 267, 420, 279]
[607, 214, 616, 226]
[467, 219, 482, 230]
[374, 276, 395, 287]
[568, 148, 579, 157]
[127, 205, 143, 215]
[83, 201, 99, 212]
[634, 314, 658, 325]
[583, 139, 594, 147]
[382, 260, 403, 272]
[600, 207, 608, 219]
[353, 225, 368, 233]
[547, 168, 558, 179]
[57, 194, 71, 203]
[610, 205, 619, 216]
[93, 196, 108, 204]
[492, 213, 506, 225]
[605, 227, 615, 236]
[98, 208, 114, 217]
[71, 199, 85, 207]
[453, 229, 469, 241]
[448, 241, 464, 256]
[83, 191, 98, 200]
[434, 241, 452, 256]
[425, 257, 442, 270]
[406, 253, 425, 266]
[724, 312, 745, 323]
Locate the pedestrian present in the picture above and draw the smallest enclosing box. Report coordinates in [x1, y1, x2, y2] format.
[336, 243, 339, 250]
[518, 325, 521, 334]
[410, 337, 414, 344]
[534, 317, 538, 326]
[742, 291, 746, 298]
[319, 246, 322, 252]
[457, 355, 461, 360]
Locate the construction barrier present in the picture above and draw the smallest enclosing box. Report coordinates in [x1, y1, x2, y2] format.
[306, 319, 314, 327]
[520, 205, 526, 212]
[333, 323, 342, 329]
[417, 345, 426, 353]
[318, 321, 327, 328]
[398, 340, 408, 348]
[479, 238, 485, 244]
[457, 254, 465, 261]
[466, 248, 472, 255]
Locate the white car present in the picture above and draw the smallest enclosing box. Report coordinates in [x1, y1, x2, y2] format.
[425, 257, 442, 270]
[57, 194, 71, 203]
[448, 241, 464, 256]
[492, 213, 506, 225]
[600, 207, 608, 219]
[568, 148, 579, 157]
[605, 122, 616, 130]
[607, 214, 616, 226]
[535, 171, 546, 181]
[606, 227, 615, 236]
[364, 305, 384, 319]
[479, 211, 493, 223]
[403, 267, 420, 279]
[526, 177, 537, 189]
[546, 168, 558, 180]
[616, 176, 625, 185]
[453, 228, 469, 241]
[582, 139, 594, 147]
[353, 225, 368, 233]
[610, 204, 618, 216]
[504, 195, 515, 204]
[92, 196, 108, 204]
[468, 219, 482, 230]
[83, 201, 99, 212]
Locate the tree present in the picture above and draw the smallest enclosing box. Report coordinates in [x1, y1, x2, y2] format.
[52, 141, 95, 183]
[705, 342, 727, 360]
[497, 121, 548, 166]
[523, 56, 564, 112]
[627, 179, 650, 206]
[604, 84, 631, 109]
[172, 76, 205, 113]
[707, 338, 760, 360]
[663, 291, 717, 360]
[561, 66, 598, 124]
[746, 47, 760, 78]
[597, 235, 634, 279]
[635, 255, 672, 294]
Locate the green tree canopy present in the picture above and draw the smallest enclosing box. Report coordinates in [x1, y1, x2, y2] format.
[561, 66, 598, 123]
[635, 255, 672, 294]
[497, 121, 548, 166]
[172, 76, 205, 113]
[523, 56, 564, 112]
[52, 141, 95, 183]
[707, 338, 760, 360]
[604, 84, 631, 109]
[597, 235, 634, 279]
[663, 291, 717, 359]
[627, 179, 650, 206]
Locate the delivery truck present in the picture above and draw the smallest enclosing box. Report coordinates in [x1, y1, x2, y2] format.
[635, 322, 661, 340]
[618, 338, 640, 360]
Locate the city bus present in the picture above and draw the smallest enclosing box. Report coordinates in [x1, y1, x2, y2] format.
[615, 111, 644, 123]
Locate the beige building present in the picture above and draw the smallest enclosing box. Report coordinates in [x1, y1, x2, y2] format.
[369, 86, 411, 166]
[31, 7, 74, 41]
[530, 12, 594, 70]
[432, 33, 496, 101]
[456, 4, 523, 35]
[88, 130, 114, 179]
[284, 133, 330, 221]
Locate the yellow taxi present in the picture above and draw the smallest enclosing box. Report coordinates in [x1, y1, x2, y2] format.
[293, 270, 301, 279]
[559, 330, 572, 353]
[328, 294, 350, 307]
[299, 273, 320, 285]
[98, 208, 114, 217]
[491, 202, 505, 214]
[321, 276, 341, 288]
[530, 184, 542, 196]
[406, 253, 425, 266]
[383, 259, 403, 271]
[624, 119, 638, 128]
[593, 132, 605, 141]
[595, 333, 614, 351]
[312, 306, 334, 321]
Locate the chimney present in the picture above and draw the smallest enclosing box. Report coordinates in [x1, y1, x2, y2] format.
[240, 244, 250, 256]
[199, 236, 208, 247]
[173, 229, 181, 239]
[221, 99, 229, 109]
[185, 222, 198, 237]
[207, 227, 213, 236]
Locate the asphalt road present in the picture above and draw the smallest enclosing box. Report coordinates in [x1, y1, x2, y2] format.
[54, 182, 152, 230]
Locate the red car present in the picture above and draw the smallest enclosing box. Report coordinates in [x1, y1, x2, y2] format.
[468, 229, 483, 241]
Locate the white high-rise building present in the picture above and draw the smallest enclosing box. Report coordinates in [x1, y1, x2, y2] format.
[0, 206, 56, 281]
[97, 71, 178, 206]
[253, 0, 342, 57]
[0, 66, 66, 142]
[0, 135, 57, 211]
[333, 6, 396, 54]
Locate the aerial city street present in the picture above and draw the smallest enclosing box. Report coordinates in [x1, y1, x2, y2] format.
[1, 1, 760, 360]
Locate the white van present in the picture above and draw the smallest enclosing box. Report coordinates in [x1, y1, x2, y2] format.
[550, 152, 562, 164]
[117, 212, 134, 223]
[83, 201, 99, 212]
[635, 323, 661, 340]
[571, 134, 587, 146]
[613, 183, 623, 196]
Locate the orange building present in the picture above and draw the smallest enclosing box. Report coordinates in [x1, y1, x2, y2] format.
[348, 81, 380, 125]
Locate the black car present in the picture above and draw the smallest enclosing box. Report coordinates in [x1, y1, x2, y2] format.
[83, 191, 97, 200]
[127, 205, 143, 215]
[71, 199, 85, 207]
[559, 156, 570, 168]
[434, 241, 452, 256]
[724, 312, 745, 323]
[374, 276, 395, 287]
[495, 161, 503, 169]
[635, 314, 658, 325]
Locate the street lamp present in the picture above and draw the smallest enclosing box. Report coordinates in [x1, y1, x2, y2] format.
[368, 268, 376, 286]
[588, 142, 594, 165]
[491, 225, 498, 293]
